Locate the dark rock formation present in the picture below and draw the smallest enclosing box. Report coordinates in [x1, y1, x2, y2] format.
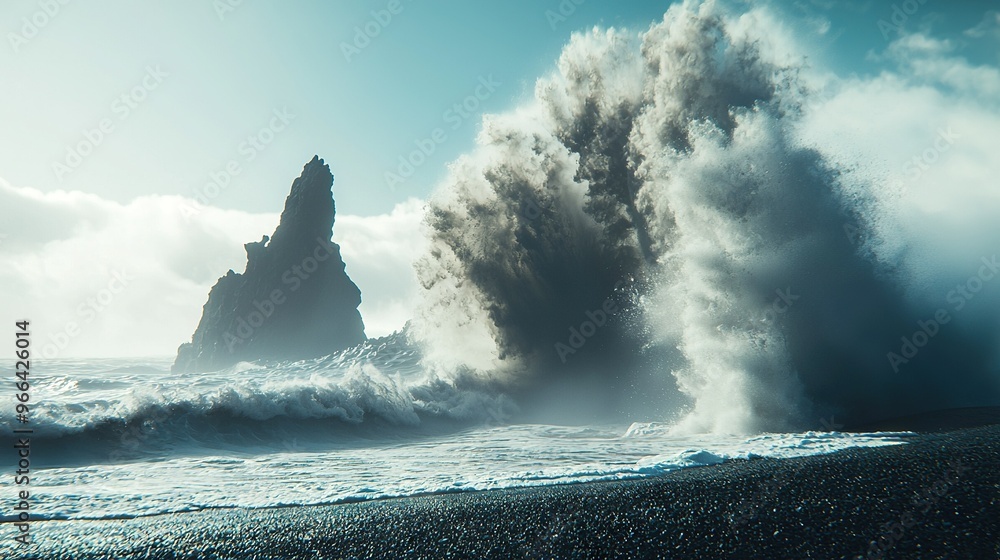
[173, 156, 366, 372]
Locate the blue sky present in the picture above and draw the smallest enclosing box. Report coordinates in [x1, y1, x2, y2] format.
[1, 0, 685, 216]
[1, 0, 997, 357]
[1, 0, 995, 217]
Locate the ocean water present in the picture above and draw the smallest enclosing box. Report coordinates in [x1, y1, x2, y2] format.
[3, 2, 995, 525]
[0, 335, 911, 522]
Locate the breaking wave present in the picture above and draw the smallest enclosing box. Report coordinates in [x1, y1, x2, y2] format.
[7, 333, 516, 464]
[412, 0, 1000, 432]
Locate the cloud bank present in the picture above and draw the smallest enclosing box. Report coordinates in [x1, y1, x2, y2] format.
[0, 179, 423, 358]
[412, 0, 1000, 431]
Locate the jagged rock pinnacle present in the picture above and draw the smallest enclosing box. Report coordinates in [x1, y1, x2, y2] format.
[173, 156, 366, 373]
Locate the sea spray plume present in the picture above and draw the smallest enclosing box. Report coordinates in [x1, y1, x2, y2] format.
[415, 1, 799, 419]
[636, 109, 906, 433]
[630, 3, 833, 432]
[415, 112, 633, 364]
[539, 29, 653, 263]
[633, 2, 1000, 432]
[414, 0, 1000, 431]
[413, 27, 658, 373]
[22, 347, 518, 466]
[173, 157, 366, 373]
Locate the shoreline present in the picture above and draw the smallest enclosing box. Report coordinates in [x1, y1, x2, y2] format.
[5, 421, 999, 559]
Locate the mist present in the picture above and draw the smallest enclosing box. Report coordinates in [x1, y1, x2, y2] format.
[412, 0, 1000, 432]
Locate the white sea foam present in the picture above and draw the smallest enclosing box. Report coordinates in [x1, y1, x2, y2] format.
[4, 410, 911, 521]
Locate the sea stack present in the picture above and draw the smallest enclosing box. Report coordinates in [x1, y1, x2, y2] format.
[172, 156, 366, 372]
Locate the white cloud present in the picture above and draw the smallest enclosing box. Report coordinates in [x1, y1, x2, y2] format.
[0, 180, 423, 358]
[796, 29, 1000, 304]
[964, 10, 1000, 40]
[873, 32, 1000, 97]
[337, 198, 427, 338]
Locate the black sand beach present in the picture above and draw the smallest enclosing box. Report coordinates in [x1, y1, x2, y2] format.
[7, 418, 999, 559]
